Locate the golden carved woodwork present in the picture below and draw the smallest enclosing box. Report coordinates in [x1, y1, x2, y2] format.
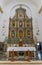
[18, 30, 23, 38]
[27, 30, 31, 37]
[19, 41, 23, 46]
[26, 21, 31, 28]
[9, 7, 33, 46]
[11, 30, 15, 37]
[12, 22, 15, 27]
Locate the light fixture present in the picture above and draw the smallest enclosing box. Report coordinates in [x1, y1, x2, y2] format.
[37, 43, 39, 46]
[39, 6, 42, 14]
[36, 21, 39, 35]
[0, 6, 3, 13]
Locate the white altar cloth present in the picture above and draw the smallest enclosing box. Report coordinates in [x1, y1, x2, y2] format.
[7, 47, 36, 51]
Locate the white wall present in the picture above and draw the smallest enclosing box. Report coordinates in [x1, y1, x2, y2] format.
[0, 0, 42, 42]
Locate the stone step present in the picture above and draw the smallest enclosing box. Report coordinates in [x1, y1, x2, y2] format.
[0, 61, 42, 65]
